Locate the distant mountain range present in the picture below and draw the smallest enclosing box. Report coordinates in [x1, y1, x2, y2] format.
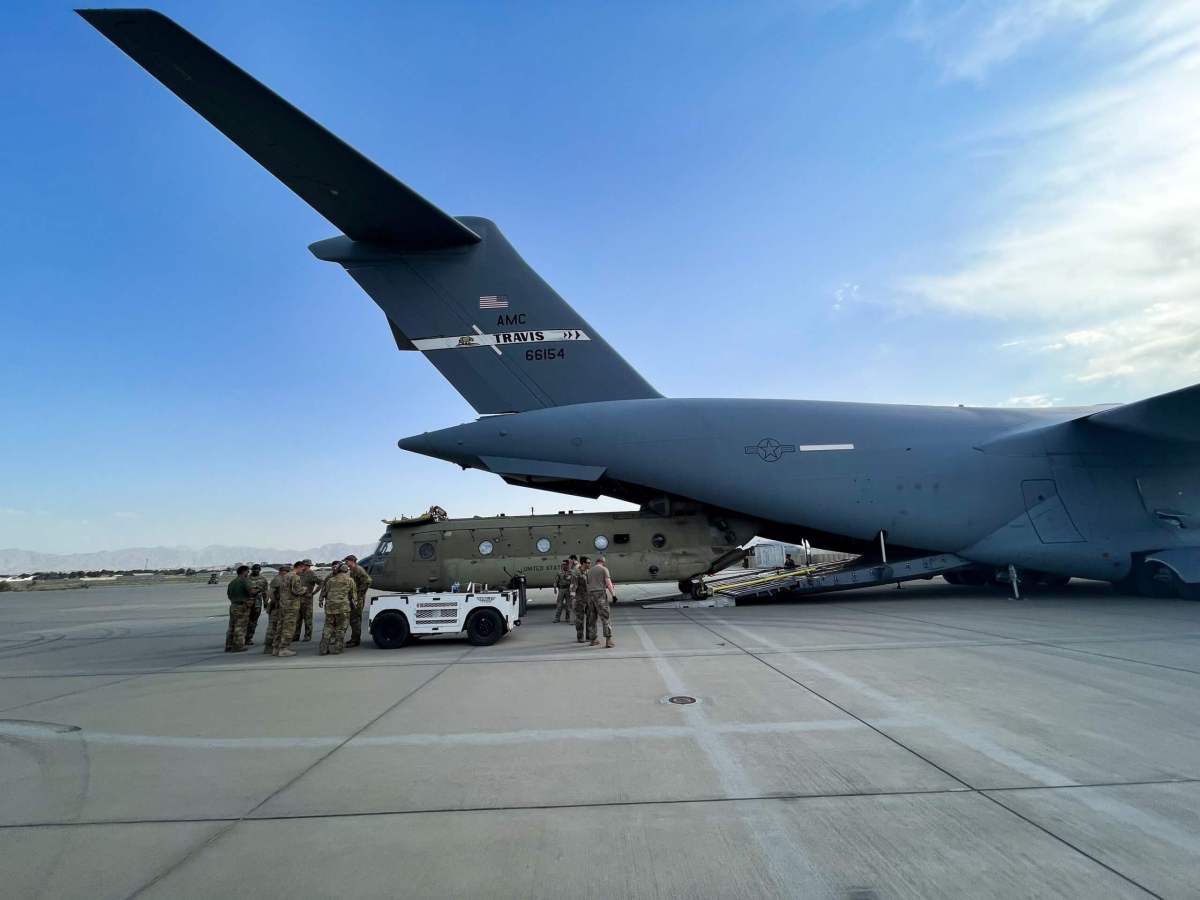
[0, 543, 377, 575]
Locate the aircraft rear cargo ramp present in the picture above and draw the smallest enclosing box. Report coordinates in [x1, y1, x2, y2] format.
[648, 553, 971, 606]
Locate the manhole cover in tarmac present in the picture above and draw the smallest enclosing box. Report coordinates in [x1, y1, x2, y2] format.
[667, 696, 697, 705]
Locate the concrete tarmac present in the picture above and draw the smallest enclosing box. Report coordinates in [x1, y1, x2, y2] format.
[1, 579, 1198, 899]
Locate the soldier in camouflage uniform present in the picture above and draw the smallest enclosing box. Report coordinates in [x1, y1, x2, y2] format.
[553, 560, 573, 623]
[318, 561, 356, 655]
[224, 565, 252, 652]
[314, 565, 336, 640]
[263, 563, 291, 654]
[585, 555, 615, 648]
[273, 560, 310, 657]
[292, 557, 321, 641]
[573, 557, 591, 643]
[244, 564, 269, 645]
[344, 554, 372, 647]
[315, 566, 335, 603]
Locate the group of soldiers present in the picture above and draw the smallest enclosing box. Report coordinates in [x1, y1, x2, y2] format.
[553, 554, 616, 648]
[223, 555, 373, 657]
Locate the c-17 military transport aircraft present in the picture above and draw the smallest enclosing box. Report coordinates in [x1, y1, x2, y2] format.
[83, 10, 1199, 600]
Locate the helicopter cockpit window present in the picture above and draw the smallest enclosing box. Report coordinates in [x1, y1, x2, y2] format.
[376, 538, 393, 557]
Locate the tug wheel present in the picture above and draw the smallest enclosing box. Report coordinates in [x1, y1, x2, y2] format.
[371, 611, 410, 649]
[466, 608, 504, 646]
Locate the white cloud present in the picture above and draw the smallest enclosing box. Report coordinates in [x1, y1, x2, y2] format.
[832, 281, 860, 311]
[1004, 394, 1058, 407]
[1066, 301, 1200, 384]
[1062, 329, 1107, 346]
[902, 0, 1115, 82]
[903, 2, 1200, 392]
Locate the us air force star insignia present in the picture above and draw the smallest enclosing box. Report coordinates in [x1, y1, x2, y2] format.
[744, 438, 796, 462]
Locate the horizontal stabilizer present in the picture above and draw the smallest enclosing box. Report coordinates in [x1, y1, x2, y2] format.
[1084, 382, 1200, 443]
[77, 9, 479, 250]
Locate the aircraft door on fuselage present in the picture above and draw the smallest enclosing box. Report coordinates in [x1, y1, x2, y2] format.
[409, 531, 441, 588]
[1021, 480, 1085, 543]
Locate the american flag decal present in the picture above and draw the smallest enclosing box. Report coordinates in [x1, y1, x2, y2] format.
[479, 295, 509, 309]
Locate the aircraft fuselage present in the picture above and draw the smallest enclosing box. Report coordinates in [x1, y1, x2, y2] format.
[400, 398, 1200, 583]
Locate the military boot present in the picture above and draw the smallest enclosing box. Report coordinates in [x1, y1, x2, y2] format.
[605, 637, 614, 649]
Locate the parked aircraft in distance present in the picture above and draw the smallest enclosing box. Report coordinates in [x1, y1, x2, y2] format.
[361, 506, 755, 595]
[83, 10, 1199, 600]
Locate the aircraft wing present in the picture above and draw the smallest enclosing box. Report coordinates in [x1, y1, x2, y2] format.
[1083, 382, 1200, 443]
[78, 8, 480, 250]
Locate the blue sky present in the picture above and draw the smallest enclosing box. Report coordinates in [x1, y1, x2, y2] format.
[3, 1, 1198, 551]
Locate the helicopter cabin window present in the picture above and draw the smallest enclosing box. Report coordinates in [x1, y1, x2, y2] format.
[593, 535, 609, 550]
[614, 533, 630, 544]
[417, 542, 436, 561]
[478, 540, 495, 556]
[651, 533, 667, 548]
[376, 538, 393, 557]
[536, 537, 552, 554]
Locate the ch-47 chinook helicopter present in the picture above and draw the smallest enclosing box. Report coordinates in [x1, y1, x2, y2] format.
[360, 506, 756, 595]
[84, 11, 1200, 602]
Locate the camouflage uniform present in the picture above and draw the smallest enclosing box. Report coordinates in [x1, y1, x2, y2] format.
[224, 574, 251, 651]
[314, 570, 334, 640]
[553, 567, 573, 623]
[273, 570, 307, 656]
[347, 564, 372, 646]
[245, 571, 269, 644]
[264, 569, 289, 654]
[316, 571, 334, 602]
[319, 571, 356, 655]
[585, 561, 613, 645]
[572, 566, 590, 642]
[292, 567, 321, 641]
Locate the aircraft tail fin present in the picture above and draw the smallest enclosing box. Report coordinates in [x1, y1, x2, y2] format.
[1082, 382, 1200, 443]
[310, 222, 660, 413]
[82, 9, 659, 414]
[77, 8, 478, 250]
